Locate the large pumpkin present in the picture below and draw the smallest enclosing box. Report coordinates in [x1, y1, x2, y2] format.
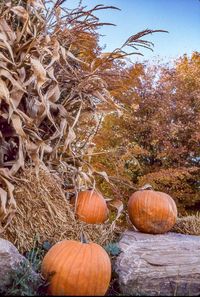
[41, 237, 111, 296]
[76, 190, 108, 224]
[128, 188, 177, 234]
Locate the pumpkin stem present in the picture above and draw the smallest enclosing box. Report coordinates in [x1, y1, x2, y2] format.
[87, 187, 96, 193]
[139, 184, 154, 191]
[80, 231, 88, 244]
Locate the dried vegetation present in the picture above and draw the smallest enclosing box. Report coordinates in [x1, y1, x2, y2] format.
[172, 213, 200, 236]
[2, 167, 122, 252]
[1, 2, 198, 297]
[0, 0, 117, 232]
[0, 0, 167, 250]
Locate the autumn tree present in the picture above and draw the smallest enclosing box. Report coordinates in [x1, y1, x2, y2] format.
[92, 52, 200, 214]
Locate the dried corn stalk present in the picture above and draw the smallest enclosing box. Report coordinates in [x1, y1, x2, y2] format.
[0, 0, 166, 230]
[0, 0, 117, 229]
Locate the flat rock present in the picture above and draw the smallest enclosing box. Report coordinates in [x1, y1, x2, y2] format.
[114, 230, 200, 296]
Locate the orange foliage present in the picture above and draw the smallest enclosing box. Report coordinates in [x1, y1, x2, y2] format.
[91, 52, 200, 214]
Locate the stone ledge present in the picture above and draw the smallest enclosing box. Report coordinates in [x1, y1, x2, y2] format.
[114, 230, 200, 296]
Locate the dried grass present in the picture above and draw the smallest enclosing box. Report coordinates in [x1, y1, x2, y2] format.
[172, 214, 200, 236]
[0, 0, 167, 242]
[2, 167, 120, 253]
[0, 0, 118, 229]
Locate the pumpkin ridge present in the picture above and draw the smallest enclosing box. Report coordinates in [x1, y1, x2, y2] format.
[93, 243, 102, 296]
[89, 243, 96, 294]
[67, 243, 88, 295]
[42, 240, 70, 280]
[101, 245, 111, 294]
[53, 241, 82, 295]
[91, 243, 111, 295]
[78, 244, 93, 295]
[60, 242, 84, 295]
[90, 192, 97, 223]
[96, 195, 102, 223]
[99, 244, 106, 292]
[91, 243, 99, 295]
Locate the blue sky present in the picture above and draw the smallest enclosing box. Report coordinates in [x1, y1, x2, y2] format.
[65, 0, 200, 63]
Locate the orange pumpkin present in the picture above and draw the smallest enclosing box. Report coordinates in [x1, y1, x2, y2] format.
[41, 236, 111, 296]
[76, 190, 108, 224]
[128, 188, 177, 234]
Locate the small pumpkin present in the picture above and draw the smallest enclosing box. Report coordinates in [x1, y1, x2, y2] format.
[128, 185, 177, 234]
[41, 235, 111, 296]
[76, 190, 108, 224]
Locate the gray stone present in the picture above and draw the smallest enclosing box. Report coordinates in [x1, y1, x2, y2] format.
[0, 238, 41, 292]
[114, 230, 200, 296]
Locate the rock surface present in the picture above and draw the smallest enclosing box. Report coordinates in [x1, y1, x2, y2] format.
[115, 230, 200, 296]
[0, 238, 41, 292]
